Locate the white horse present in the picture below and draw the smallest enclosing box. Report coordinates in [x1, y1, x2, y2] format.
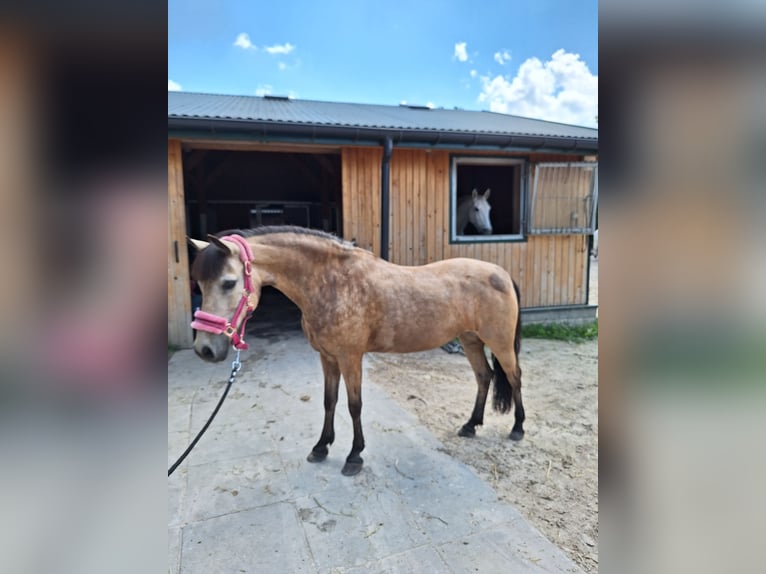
[457, 189, 492, 235]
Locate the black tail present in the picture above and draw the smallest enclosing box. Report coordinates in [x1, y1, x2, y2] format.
[512, 279, 522, 358]
[491, 279, 522, 414]
[492, 354, 513, 414]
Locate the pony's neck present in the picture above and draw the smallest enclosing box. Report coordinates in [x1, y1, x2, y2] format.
[248, 235, 347, 311]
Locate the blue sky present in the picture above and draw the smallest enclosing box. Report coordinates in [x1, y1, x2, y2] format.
[169, 0, 598, 127]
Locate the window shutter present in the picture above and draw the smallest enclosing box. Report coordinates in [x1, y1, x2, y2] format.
[527, 162, 598, 234]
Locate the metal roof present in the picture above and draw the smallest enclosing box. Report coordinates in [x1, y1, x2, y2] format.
[168, 91, 598, 151]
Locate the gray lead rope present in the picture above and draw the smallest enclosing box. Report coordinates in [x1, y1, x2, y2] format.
[168, 350, 242, 476]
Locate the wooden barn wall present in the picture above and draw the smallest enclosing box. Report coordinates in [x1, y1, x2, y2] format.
[168, 139, 193, 347]
[342, 146, 589, 308]
[341, 147, 382, 255]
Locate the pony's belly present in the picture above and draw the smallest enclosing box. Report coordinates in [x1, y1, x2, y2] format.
[370, 328, 462, 354]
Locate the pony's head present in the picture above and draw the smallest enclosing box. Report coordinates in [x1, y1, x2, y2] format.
[188, 235, 262, 362]
[468, 188, 493, 235]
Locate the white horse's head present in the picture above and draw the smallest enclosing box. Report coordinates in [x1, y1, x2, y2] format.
[468, 188, 492, 235]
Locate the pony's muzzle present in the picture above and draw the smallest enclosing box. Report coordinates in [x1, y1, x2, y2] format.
[196, 345, 216, 362]
[193, 334, 230, 363]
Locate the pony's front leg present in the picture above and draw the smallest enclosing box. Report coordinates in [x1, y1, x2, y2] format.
[307, 354, 340, 463]
[339, 354, 365, 476]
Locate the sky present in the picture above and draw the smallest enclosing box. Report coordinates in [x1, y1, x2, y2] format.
[168, 0, 598, 128]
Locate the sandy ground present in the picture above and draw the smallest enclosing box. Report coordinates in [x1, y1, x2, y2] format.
[367, 259, 598, 572]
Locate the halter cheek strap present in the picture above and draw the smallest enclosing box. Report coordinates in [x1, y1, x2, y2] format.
[190, 235, 256, 350]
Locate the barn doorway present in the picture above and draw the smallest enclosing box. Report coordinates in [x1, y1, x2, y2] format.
[183, 146, 342, 334]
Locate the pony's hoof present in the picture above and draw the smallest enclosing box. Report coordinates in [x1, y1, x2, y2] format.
[307, 450, 328, 463]
[509, 430, 525, 441]
[341, 460, 363, 476]
[458, 424, 476, 438]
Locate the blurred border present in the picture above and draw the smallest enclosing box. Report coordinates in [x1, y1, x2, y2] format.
[0, 3, 168, 574]
[600, 2, 766, 573]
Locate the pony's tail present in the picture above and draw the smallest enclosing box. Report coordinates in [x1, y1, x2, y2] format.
[512, 279, 522, 358]
[491, 354, 513, 414]
[492, 279, 522, 414]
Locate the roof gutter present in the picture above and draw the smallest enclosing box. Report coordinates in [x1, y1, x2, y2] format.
[167, 117, 598, 153]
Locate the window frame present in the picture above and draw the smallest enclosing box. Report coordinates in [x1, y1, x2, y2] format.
[449, 155, 528, 244]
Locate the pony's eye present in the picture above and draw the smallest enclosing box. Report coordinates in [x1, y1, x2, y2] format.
[221, 279, 237, 291]
[475, 207, 480, 212]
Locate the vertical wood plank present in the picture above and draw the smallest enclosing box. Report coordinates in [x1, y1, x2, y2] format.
[406, 150, 414, 265]
[539, 236, 548, 307]
[547, 235, 555, 306]
[567, 228, 576, 305]
[435, 151, 447, 262]
[371, 148, 382, 257]
[168, 139, 193, 347]
[394, 149, 404, 264]
[577, 234, 587, 304]
[531, 236, 541, 307]
[418, 151, 427, 265]
[341, 148, 351, 242]
[362, 148, 369, 248]
[425, 152, 433, 263]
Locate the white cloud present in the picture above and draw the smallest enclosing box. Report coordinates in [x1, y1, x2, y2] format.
[234, 33, 256, 50]
[493, 50, 511, 65]
[478, 49, 598, 127]
[454, 42, 468, 62]
[426, 102, 435, 109]
[399, 100, 407, 105]
[278, 62, 287, 71]
[469, 69, 477, 78]
[265, 43, 295, 55]
[255, 84, 273, 96]
[168, 79, 182, 91]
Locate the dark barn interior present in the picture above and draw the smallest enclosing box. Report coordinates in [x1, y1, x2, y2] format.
[183, 148, 342, 238]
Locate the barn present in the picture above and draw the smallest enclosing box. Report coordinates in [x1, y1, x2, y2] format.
[168, 92, 598, 348]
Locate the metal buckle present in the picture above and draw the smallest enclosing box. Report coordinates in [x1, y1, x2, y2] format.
[224, 325, 236, 338]
[243, 261, 252, 276]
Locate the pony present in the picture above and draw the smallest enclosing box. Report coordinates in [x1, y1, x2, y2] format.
[457, 188, 493, 235]
[188, 226, 524, 476]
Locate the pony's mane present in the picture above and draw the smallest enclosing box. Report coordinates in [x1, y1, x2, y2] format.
[219, 225, 351, 246]
[191, 226, 352, 283]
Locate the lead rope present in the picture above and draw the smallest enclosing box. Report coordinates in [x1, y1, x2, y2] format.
[168, 349, 242, 476]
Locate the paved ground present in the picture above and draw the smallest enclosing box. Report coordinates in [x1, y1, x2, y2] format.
[168, 325, 585, 574]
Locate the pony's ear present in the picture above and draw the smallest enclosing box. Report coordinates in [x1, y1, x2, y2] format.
[471, 188, 478, 200]
[207, 234, 234, 254]
[187, 237, 209, 251]
[483, 188, 491, 199]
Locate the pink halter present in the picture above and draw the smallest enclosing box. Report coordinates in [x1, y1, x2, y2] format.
[190, 235, 256, 350]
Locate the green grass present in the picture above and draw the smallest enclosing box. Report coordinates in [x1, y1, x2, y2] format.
[521, 320, 598, 343]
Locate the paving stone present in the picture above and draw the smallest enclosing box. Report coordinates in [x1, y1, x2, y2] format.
[180, 503, 314, 574]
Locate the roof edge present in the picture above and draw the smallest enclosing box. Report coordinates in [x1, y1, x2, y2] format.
[167, 117, 598, 153]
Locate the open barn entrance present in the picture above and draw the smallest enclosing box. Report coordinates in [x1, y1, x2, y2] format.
[183, 146, 343, 334]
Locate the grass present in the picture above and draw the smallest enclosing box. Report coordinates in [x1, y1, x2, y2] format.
[521, 320, 598, 343]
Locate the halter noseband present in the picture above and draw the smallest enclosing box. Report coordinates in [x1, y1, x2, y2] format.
[190, 235, 256, 350]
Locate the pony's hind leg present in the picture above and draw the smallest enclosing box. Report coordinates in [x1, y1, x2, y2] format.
[489, 348, 525, 441]
[307, 353, 341, 463]
[457, 333, 493, 438]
